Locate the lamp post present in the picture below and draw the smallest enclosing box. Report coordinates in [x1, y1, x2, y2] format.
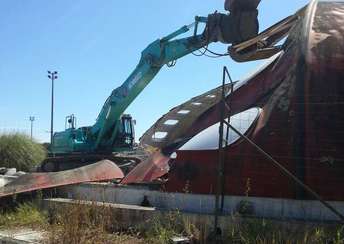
[29, 116, 35, 140]
[47, 71, 58, 145]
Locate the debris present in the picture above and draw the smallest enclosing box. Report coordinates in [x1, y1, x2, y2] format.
[171, 236, 191, 244]
[0, 167, 6, 174]
[140, 195, 152, 207]
[0, 160, 124, 198]
[4, 168, 16, 176]
[0, 228, 46, 244]
[121, 151, 169, 184]
[0, 176, 16, 188]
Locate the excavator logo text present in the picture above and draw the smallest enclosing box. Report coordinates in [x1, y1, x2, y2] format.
[128, 72, 143, 90]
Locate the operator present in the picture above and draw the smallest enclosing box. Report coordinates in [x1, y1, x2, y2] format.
[205, 0, 261, 45]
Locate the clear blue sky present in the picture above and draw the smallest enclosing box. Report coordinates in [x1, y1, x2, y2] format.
[0, 0, 308, 142]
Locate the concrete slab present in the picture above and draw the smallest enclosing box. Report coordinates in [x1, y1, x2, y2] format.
[0, 229, 45, 244]
[45, 197, 155, 211]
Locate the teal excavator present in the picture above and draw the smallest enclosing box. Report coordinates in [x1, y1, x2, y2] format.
[43, 0, 288, 171]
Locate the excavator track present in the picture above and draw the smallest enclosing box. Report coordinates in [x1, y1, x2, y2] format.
[40, 148, 148, 175]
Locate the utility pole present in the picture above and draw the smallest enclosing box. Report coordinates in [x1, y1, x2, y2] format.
[29, 116, 35, 140]
[47, 71, 58, 145]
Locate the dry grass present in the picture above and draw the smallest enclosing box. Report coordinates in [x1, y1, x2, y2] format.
[46, 202, 199, 244]
[47, 202, 144, 244]
[46, 202, 344, 244]
[1, 200, 343, 244]
[141, 211, 199, 244]
[224, 216, 344, 244]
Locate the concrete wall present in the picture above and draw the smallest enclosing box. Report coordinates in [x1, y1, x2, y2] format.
[59, 183, 344, 222]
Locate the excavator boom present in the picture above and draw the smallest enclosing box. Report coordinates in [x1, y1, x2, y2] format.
[51, 17, 209, 155]
[47, 4, 297, 171]
[92, 22, 210, 150]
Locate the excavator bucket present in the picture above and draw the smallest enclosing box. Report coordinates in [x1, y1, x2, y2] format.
[0, 160, 124, 198]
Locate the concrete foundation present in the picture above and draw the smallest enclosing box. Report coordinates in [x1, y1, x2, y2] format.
[43, 197, 334, 241]
[59, 183, 344, 222]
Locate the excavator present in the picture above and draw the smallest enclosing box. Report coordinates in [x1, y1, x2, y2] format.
[42, 0, 297, 171]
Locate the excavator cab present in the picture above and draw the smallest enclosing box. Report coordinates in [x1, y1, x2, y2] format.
[114, 114, 135, 148]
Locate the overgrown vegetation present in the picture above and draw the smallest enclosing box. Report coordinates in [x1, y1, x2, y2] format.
[48, 202, 144, 244]
[1, 200, 343, 243]
[225, 216, 344, 244]
[0, 133, 46, 171]
[45, 203, 344, 244]
[0, 202, 47, 229]
[142, 211, 200, 244]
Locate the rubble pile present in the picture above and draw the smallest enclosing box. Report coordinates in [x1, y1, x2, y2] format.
[0, 167, 25, 187]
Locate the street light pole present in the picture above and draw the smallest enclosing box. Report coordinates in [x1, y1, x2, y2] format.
[47, 71, 58, 146]
[29, 116, 35, 140]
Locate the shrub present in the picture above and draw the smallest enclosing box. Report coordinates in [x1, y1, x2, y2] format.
[0, 202, 47, 229]
[0, 133, 46, 171]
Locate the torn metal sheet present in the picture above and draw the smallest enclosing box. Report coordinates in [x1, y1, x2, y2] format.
[0, 160, 124, 198]
[140, 84, 233, 151]
[229, 9, 302, 62]
[140, 51, 282, 153]
[121, 151, 169, 184]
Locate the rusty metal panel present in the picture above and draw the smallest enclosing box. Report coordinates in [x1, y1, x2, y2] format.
[140, 84, 233, 151]
[0, 160, 124, 198]
[129, 1, 344, 202]
[121, 151, 169, 184]
[140, 51, 284, 154]
[164, 1, 344, 201]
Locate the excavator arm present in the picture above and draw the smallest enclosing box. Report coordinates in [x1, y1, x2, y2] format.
[90, 17, 210, 151]
[51, 3, 299, 155]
